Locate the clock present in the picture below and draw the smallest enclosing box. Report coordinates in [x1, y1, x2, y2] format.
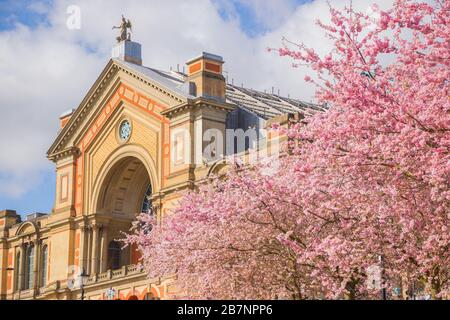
[119, 120, 132, 142]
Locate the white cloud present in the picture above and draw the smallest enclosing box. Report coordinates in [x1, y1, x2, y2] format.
[213, 0, 300, 32]
[0, 0, 394, 199]
[27, 1, 52, 15]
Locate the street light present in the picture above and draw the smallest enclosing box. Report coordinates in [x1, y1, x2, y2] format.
[105, 287, 116, 300]
[79, 268, 90, 300]
[379, 255, 387, 300]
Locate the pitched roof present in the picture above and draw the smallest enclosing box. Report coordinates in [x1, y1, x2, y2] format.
[225, 85, 325, 120]
[48, 59, 324, 157]
[113, 58, 195, 99]
[119, 60, 325, 120]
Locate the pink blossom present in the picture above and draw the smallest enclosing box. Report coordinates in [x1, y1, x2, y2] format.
[125, 0, 449, 300]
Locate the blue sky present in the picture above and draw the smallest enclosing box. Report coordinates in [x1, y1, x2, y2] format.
[0, 0, 54, 216]
[0, 0, 311, 36]
[214, 0, 311, 37]
[0, 0, 311, 217]
[0, 172, 55, 216]
[0, 0, 383, 218]
[0, 0, 52, 30]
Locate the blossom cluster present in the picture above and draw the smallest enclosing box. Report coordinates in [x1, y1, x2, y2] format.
[125, 0, 449, 299]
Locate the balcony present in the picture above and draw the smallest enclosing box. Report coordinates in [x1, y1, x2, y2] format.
[84, 264, 145, 284]
[7, 265, 173, 300]
[10, 288, 37, 300]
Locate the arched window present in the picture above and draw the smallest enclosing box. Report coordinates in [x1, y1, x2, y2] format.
[40, 245, 48, 288]
[139, 185, 153, 235]
[24, 245, 34, 290]
[141, 185, 152, 214]
[108, 241, 121, 270]
[14, 252, 21, 291]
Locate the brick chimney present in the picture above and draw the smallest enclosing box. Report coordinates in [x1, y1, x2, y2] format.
[59, 109, 75, 129]
[0, 210, 21, 237]
[186, 52, 225, 102]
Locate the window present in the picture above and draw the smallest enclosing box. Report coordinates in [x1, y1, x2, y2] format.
[40, 245, 48, 288]
[118, 120, 132, 142]
[24, 245, 34, 290]
[139, 185, 153, 235]
[141, 185, 152, 214]
[108, 241, 121, 270]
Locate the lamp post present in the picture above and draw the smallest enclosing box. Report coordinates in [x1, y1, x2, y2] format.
[105, 287, 116, 300]
[379, 255, 387, 300]
[79, 268, 90, 300]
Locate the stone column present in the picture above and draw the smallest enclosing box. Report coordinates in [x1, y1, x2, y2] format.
[100, 225, 109, 273]
[32, 241, 40, 290]
[17, 244, 25, 291]
[91, 225, 99, 274]
[86, 227, 92, 275]
[79, 226, 87, 272]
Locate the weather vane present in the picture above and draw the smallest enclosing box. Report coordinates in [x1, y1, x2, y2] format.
[112, 15, 132, 43]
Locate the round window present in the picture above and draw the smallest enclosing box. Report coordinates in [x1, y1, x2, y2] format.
[119, 120, 132, 142]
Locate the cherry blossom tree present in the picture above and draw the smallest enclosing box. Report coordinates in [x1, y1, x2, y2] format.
[273, 0, 449, 299]
[124, 161, 317, 300]
[125, 0, 449, 299]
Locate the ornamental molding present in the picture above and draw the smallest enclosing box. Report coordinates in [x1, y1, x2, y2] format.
[48, 146, 81, 162]
[14, 221, 40, 238]
[115, 63, 186, 104]
[47, 61, 119, 157]
[47, 59, 187, 158]
[161, 98, 235, 119]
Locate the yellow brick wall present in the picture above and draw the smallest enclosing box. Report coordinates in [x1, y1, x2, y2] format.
[91, 116, 158, 188]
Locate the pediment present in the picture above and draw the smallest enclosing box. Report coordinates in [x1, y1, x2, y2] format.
[47, 59, 187, 160]
[15, 221, 38, 237]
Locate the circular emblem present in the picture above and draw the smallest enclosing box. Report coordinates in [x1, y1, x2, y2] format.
[119, 120, 132, 142]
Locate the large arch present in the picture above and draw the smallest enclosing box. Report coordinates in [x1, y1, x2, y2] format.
[89, 144, 158, 269]
[95, 156, 150, 216]
[91, 143, 159, 217]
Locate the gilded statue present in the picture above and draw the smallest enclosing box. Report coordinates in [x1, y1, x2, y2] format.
[112, 15, 132, 42]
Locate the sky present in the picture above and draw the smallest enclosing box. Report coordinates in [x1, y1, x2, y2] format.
[0, 0, 395, 217]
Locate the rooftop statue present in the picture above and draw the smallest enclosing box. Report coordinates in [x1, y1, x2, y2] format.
[112, 15, 132, 43]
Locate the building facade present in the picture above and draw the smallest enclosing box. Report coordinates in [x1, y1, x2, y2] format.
[0, 38, 321, 300]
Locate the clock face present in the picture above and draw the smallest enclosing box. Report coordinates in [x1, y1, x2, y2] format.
[119, 120, 131, 141]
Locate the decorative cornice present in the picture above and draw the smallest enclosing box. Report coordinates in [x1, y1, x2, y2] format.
[13, 221, 40, 239]
[161, 97, 235, 119]
[47, 146, 80, 162]
[115, 63, 186, 103]
[47, 60, 118, 157]
[47, 59, 188, 158]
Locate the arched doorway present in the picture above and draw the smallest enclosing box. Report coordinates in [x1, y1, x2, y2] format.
[96, 156, 152, 217]
[95, 156, 153, 270]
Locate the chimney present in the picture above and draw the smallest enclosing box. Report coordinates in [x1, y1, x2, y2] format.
[59, 109, 75, 129]
[0, 210, 21, 236]
[185, 52, 225, 101]
[112, 40, 142, 65]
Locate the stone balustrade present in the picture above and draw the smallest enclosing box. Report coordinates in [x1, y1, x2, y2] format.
[8, 265, 147, 300]
[84, 264, 146, 286]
